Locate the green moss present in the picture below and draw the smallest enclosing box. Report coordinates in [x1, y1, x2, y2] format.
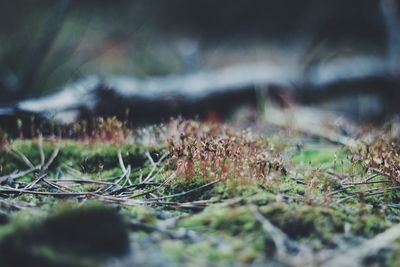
[259, 204, 347, 241]
[2, 124, 400, 266]
[246, 192, 277, 206]
[352, 214, 391, 238]
[123, 206, 157, 224]
[162, 235, 265, 266]
[279, 178, 306, 197]
[162, 240, 186, 263]
[178, 198, 389, 246]
[58, 142, 163, 173]
[30, 245, 98, 267]
[0, 140, 164, 176]
[186, 241, 234, 263]
[0, 203, 129, 267]
[0, 224, 14, 240]
[173, 204, 276, 265]
[178, 204, 260, 236]
[292, 147, 348, 168]
[163, 176, 214, 202]
[389, 238, 400, 267]
[178, 200, 351, 242]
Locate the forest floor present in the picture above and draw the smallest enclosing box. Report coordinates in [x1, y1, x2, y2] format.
[1, 113, 400, 267]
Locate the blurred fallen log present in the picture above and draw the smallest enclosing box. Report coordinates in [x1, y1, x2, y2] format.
[292, 74, 400, 124]
[0, 63, 295, 136]
[0, 61, 399, 137]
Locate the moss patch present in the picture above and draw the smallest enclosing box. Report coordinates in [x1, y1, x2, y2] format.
[0, 203, 129, 267]
[0, 140, 163, 175]
[1, 121, 400, 266]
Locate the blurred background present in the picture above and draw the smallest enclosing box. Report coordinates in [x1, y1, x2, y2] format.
[0, 0, 399, 124]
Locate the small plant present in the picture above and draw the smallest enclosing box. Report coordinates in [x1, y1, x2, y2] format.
[352, 135, 400, 185]
[71, 117, 130, 145]
[166, 120, 286, 183]
[64, 117, 131, 145]
[95, 117, 129, 145]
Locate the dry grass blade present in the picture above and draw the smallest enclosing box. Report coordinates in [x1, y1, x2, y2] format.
[145, 151, 156, 168]
[49, 178, 118, 186]
[0, 166, 40, 184]
[336, 185, 400, 204]
[38, 133, 45, 168]
[361, 173, 379, 183]
[142, 152, 169, 183]
[43, 142, 61, 170]
[24, 173, 47, 190]
[63, 164, 83, 176]
[42, 178, 75, 193]
[122, 165, 132, 186]
[148, 179, 220, 201]
[128, 173, 176, 199]
[0, 186, 88, 197]
[101, 166, 131, 195]
[109, 166, 132, 194]
[118, 149, 127, 173]
[8, 147, 35, 169]
[117, 150, 132, 185]
[341, 180, 391, 186]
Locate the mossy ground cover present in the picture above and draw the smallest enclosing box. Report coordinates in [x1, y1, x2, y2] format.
[0, 120, 399, 266]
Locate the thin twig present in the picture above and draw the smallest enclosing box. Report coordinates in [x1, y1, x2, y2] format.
[43, 142, 61, 170]
[48, 178, 118, 186]
[148, 179, 220, 201]
[370, 168, 398, 183]
[143, 152, 169, 183]
[342, 180, 391, 186]
[42, 178, 75, 193]
[118, 150, 127, 173]
[249, 204, 295, 260]
[117, 150, 132, 185]
[249, 204, 313, 266]
[146, 151, 156, 168]
[0, 166, 40, 184]
[336, 186, 400, 204]
[24, 173, 47, 190]
[128, 173, 176, 199]
[0, 186, 87, 197]
[38, 134, 45, 168]
[63, 164, 83, 176]
[361, 173, 380, 183]
[101, 166, 132, 194]
[8, 147, 35, 169]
